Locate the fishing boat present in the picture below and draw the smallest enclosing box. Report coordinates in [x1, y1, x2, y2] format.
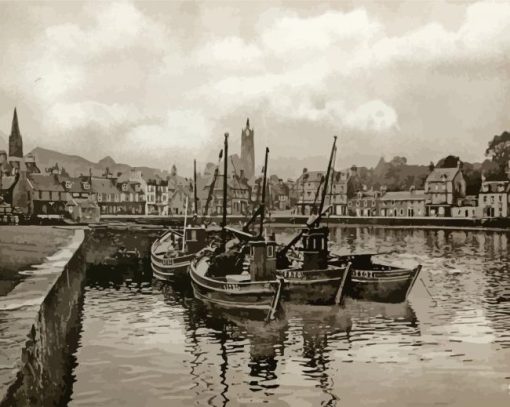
[189, 133, 283, 320]
[151, 159, 212, 282]
[328, 253, 422, 303]
[151, 225, 209, 282]
[274, 136, 351, 305]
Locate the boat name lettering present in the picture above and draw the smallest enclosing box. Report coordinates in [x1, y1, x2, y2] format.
[225, 283, 240, 291]
[283, 270, 303, 279]
[353, 270, 374, 279]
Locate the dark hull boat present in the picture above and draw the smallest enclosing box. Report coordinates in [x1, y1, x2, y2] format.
[277, 264, 350, 305]
[329, 253, 422, 303]
[189, 254, 283, 320]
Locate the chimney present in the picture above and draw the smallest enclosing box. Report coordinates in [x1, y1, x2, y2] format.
[410, 185, 416, 194]
[350, 165, 357, 177]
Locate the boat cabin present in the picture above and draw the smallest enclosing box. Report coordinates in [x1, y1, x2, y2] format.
[248, 239, 277, 281]
[184, 226, 207, 253]
[300, 226, 329, 270]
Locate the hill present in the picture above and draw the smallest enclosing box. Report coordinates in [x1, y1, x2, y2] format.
[0, 131, 7, 151]
[28, 147, 168, 179]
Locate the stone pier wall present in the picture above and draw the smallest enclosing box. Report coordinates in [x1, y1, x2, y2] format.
[0, 231, 86, 406]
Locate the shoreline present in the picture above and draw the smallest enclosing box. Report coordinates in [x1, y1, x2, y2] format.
[98, 215, 510, 233]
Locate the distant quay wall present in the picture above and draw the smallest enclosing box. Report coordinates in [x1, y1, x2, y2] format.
[100, 214, 510, 231]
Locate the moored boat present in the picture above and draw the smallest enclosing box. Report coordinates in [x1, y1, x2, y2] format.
[151, 225, 209, 282]
[189, 134, 283, 320]
[329, 253, 422, 303]
[277, 226, 350, 305]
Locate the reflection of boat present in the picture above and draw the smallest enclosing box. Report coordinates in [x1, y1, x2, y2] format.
[329, 253, 421, 303]
[95, 247, 141, 271]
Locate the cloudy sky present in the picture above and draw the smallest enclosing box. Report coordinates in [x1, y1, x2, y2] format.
[0, 0, 509, 178]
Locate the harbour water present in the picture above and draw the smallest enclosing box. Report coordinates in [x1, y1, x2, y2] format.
[68, 227, 510, 406]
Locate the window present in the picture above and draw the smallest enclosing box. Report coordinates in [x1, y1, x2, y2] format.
[83, 182, 90, 190]
[65, 181, 72, 189]
[267, 245, 274, 258]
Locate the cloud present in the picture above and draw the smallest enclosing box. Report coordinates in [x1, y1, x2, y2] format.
[45, 101, 143, 130]
[0, 0, 509, 174]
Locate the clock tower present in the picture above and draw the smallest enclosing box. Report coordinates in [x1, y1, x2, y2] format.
[240, 118, 255, 180]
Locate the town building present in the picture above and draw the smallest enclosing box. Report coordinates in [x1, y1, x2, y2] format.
[348, 189, 381, 217]
[424, 166, 466, 216]
[451, 196, 481, 218]
[1, 109, 40, 206]
[92, 175, 146, 216]
[295, 167, 356, 215]
[378, 188, 426, 217]
[478, 180, 509, 218]
[146, 178, 169, 216]
[14, 172, 97, 220]
[210, 173, 251, 215]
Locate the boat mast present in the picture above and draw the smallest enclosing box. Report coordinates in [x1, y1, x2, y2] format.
[193, 159, 198, 216]
[204, 149, 222, 217]
[259, 147, 269, 238]
[277, 136, 337, 260]
[182, 196, 188, 251]
[318, 136, 337, 218]
[221, 133, 228, 251]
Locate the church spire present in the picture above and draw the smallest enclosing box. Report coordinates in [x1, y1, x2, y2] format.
[246, 117, 250, 129]
[9, 107, 23, 158]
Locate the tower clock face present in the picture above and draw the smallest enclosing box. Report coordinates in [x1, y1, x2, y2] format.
[245, 129, 250, 136]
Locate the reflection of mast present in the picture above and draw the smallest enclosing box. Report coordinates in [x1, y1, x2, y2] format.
[218, 325, 230, 406]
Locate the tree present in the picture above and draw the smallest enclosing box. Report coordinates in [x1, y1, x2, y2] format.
[485, 130, 510, 177]
[429, 161, 435, 173]
[437, 155, 460, 168]
[171, 164, 177, 177]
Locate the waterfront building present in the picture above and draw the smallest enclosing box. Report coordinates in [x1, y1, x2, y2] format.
[424, 166, 466, 216]
[168, 184, 192, 215]
[348, 189, 381, 217]
[478, 180, 509, 218]
[451, 196, 481, 218]
[295, 168, 354, 215]
[378, 188, 426, 217]
[91, 176, 146, 215]
[146, 178, 169, 216]
[209, 173, 251, 215]
[15, 173, 96, 219]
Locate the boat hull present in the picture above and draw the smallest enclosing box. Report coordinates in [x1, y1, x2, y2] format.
[329, 255, 422, 303]
[346, 266, 421, 303]
[276, 265, 350, 305]
[190, 256, 282, 320]
[151, 242, 196, 283]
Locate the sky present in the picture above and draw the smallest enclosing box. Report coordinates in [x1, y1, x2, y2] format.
[0, 0, 509, 178]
